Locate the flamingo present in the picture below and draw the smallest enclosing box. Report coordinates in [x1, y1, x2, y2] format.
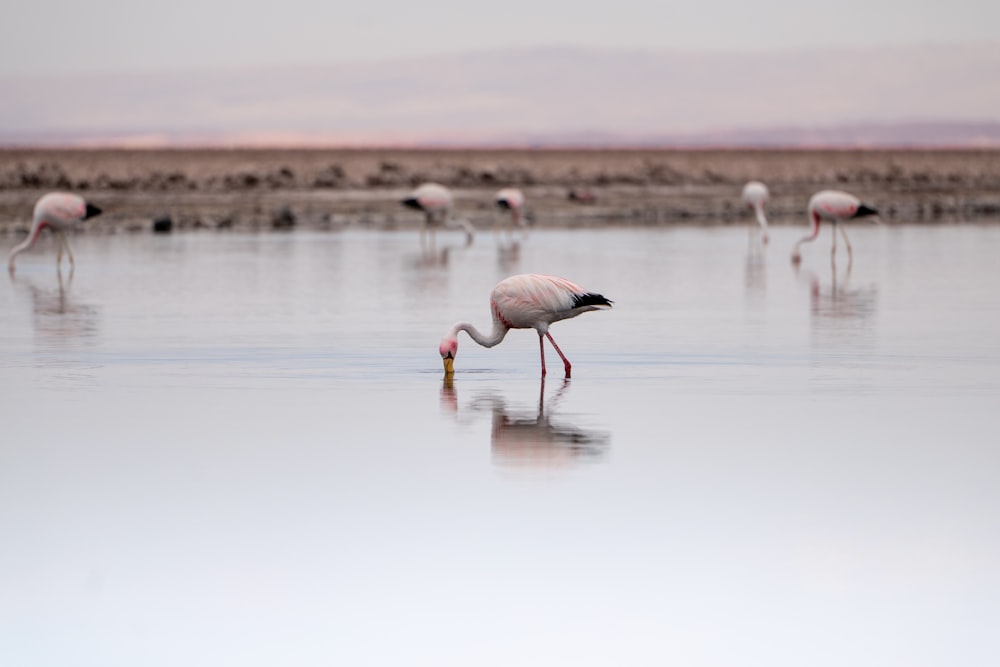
[401, 182, 474, 246]
[439, 273, 612, 378]
[8, 192, 103, 273]
[741, 181, 770, 243]
[792, 190, 878, 264]
[495, 187, 527, 232]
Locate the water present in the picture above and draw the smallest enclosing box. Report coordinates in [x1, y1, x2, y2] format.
[2, 225, 999, 666]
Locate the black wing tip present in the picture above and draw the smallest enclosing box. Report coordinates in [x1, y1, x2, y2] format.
[854, 203, 878, 218]
[572, 292, 613, 309]
[401, 197, 422, 211]
[84, 203, 102, 219]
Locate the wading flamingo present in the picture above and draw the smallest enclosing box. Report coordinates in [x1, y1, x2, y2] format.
[402, 182, 474, 247]
[792, 190, 878, 264]
[495, 187, 527, 233]
[439, 273, 612, 378]
[8, 192, 103, 273]
[741, 181, 770, 243]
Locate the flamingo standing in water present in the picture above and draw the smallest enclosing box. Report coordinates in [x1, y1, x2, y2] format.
[495, 187, 527, 233]
[792, 190, 879, 264]
[8, 192, 102, 273]
[439, 273, 612, 378]
[741, 181, 770, 243]
[401, 182, 474, 246]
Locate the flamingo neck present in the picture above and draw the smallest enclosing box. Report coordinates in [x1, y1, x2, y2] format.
[794, 211, 822, 250]
[753, 204, 768, 232]
[452, 321, 509, 349]
[7, 219, 47, 270]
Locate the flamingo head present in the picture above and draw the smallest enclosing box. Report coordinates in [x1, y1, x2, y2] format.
[439, 336, 458, 375]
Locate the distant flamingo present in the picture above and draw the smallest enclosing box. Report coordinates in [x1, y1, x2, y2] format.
[8, 192, 102, 273]
[792, 190, 878, 264]
[401, 182, 474, 246]
[495, 187, 527, 232]
[741, 181, 770, 243]
[439, 273, 612, 378]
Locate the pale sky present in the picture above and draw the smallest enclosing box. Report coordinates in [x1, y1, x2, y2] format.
[2, 0, 997, 77]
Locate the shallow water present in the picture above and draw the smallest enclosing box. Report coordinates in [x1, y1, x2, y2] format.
[2, 225, 999, 666]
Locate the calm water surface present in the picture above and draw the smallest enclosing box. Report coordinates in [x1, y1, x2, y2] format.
[2, 225, 999, 666]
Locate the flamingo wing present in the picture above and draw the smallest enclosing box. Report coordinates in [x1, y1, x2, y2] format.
[493, 274, 610, 329]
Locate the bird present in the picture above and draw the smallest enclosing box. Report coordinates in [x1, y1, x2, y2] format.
[792, 190, 878, 264]
[8, 192, 103, 273]
[401, 182, 474, 247]
[495, 187, 527, 233]
[741, 181, 770, 243]
[439, 273, 612, 378]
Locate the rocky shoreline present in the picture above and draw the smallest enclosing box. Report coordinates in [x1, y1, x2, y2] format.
[2, 148, 999, 234]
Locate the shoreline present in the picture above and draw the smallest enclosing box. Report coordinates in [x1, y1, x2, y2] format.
[3, 148, 999, 233]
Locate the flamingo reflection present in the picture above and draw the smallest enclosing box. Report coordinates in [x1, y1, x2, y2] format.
[11, 271, 100, 344]
[441, 378, 610, 468]
[795, 261, 878, 330]
[744, 247, 767, 300]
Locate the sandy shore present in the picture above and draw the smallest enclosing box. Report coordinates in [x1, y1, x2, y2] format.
[2, 148, 999, 234]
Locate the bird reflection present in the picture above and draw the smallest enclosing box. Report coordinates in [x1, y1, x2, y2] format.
[795, 261, 878, 331]
[496, 238, 521, 272]
[441, 377, 610, 468]
[10, 271, 101, 388]
[11, 270, 100, 345]
[744, 246, 767, 298]
[407, 232, 473, 269]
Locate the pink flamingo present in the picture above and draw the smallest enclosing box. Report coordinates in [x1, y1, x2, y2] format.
[401, 182, 474, 246]
[439, 274, 612, 378]
[741, 181, 770, 243]
[495, 187, 527, 232]
[792, 190, 878, 264]
[8, 192, 103, 273]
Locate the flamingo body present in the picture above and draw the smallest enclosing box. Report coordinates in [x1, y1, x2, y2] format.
[402, 182, 473, 244]
[439, 273, 612, 377]
[741, 181, 770, 243]
[403, 182, 452, 219]
[792, 190, 878, 264]
[8, 192, 102, 273]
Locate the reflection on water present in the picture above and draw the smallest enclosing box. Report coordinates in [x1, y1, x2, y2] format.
[408, 233, 473, 269]
[441, 377, 609, 468]
[798, 262, 878, 332]
[495, 238, 522, 273]
[3, 227, 1000, 667]
[10, 271, 101, 387]
[744, 246, 767, 300]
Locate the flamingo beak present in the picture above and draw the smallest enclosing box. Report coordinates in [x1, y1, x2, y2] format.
[443, 356, 455, 374]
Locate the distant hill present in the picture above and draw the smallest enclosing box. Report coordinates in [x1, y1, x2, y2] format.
[1, 44, 998, 147]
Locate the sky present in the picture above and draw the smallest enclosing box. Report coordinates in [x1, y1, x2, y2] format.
[2, 0, 998, 77]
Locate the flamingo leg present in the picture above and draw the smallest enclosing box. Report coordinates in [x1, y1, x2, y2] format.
[831, 223, 838, 261]
[840, 224, 853, 262]
[63, 234, 75, 270]
[545, 332, 572, 378]
[538, 333, 547, 377]
[56, 235, 64, 268]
